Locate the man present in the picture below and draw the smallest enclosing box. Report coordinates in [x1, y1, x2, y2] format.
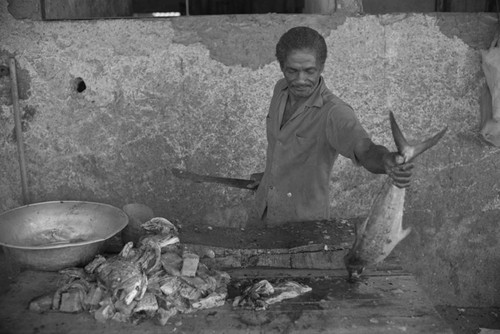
[249, 26, 413, 226]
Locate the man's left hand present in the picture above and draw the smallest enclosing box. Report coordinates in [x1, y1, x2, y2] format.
[383, 152, 414, 188]
[247, 172, 264, 190]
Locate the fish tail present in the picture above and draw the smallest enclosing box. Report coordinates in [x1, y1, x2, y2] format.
[389, 111, 447, 163]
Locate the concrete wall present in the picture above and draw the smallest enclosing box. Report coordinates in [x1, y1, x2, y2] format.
[1, 1, 499, 307]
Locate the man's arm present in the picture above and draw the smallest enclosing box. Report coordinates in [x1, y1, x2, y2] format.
[353, 138, 414, 188]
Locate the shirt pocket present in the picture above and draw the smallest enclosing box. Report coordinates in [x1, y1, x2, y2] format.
[292, 133, 317, 163]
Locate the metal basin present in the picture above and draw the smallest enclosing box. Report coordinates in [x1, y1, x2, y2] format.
[0, 201, 128, 271]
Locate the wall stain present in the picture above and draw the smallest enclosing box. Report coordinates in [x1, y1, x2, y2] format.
[10, 105, 36, 142]
[0, 51, 32, 102]
[435, 12, 498, 50]
[170, 14, 347, 70]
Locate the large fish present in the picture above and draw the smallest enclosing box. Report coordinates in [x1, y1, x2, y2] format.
[344, 112, 447, 280]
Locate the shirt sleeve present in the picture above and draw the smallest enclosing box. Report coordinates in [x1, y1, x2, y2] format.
[325, 102, 370, 163]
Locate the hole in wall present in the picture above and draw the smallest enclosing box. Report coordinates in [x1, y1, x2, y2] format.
[0, 65, 9, 77]
[73, 77, 87, 93]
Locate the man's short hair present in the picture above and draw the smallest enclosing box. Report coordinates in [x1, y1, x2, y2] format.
[275, 26, 327, 68]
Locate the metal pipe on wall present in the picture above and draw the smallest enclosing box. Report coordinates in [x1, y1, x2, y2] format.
[9, 58, 30, 205]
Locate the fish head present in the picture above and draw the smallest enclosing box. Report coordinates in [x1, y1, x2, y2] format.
[345, 264, 365, 282]
[344, 251, 365, 282]
[141, 217, 178, 235]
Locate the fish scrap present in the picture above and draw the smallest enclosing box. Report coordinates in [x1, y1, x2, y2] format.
[232, 279, 312, 310]
[28, 217, 229, 326]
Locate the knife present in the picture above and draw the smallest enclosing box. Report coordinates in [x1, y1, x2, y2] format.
[171, 168, 257, 190]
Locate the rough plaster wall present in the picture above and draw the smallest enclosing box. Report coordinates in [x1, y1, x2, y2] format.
[1, 1, 500, 307]
[368, 14, 500, 307]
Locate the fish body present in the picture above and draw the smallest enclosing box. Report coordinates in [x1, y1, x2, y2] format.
[344, 112, 447, 280]
[344, 179, 410, 279]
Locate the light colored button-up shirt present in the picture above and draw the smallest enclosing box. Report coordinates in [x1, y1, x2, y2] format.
[255, 77, 370, 225]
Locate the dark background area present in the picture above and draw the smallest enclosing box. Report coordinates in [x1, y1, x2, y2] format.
[37, 0, 500, 20]
[131, 0, 499, 15]
[133, 0, 305, 16]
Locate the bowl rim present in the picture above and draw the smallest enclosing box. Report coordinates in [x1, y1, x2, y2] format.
[0, 200, 128, 250]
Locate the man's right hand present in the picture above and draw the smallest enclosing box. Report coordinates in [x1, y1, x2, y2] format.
[247, 172, 264, 190]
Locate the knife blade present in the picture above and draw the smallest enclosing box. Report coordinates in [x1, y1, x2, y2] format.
[171, 168, 257, 190]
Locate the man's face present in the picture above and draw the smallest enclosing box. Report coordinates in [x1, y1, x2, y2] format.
[282, 49, 324, 99]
